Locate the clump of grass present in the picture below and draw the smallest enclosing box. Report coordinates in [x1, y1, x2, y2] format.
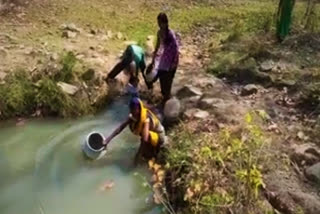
[162, 113, 271, 213]
[0, 62, 93, 119]
[35, 78, 92, 117]
[0, 70, 36, 118]
[207, 51, 245, 76]
[54, 51, 77, 83]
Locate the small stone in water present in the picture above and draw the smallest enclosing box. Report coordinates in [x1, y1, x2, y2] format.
[99, 180, 114, 191]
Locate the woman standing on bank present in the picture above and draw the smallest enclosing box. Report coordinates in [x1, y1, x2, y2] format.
[149, 13, 179, 105]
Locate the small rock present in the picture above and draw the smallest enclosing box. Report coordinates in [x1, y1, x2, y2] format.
[76, 54, 85, 60]
[199, 98, 222, 110]
[62, 31, 77, 39]
[107, 30, 113, 39]
[16, 118, 26, 127]
[194, 110, 210, 119]
[194, 77, 219, 89]
[59, 23, 67, 29]
[116, 32, 123, 40]
[267, 122, 280, 134]
[57, 82, 79, 95]
[50, 52, 59, 61]
[260, 60, 275, 72]
[291, 144, 320, 166]
[96, 45, 104, 52]
[184, 108, 209, 119]
[297, 131, 309, 141]
[31, 109, 42, 117]
[305, 162, 320, 183]
[164, 97, 181, 121]
[24, 47, 36, 55]
[86, 33, 94, 38]
[184, 109, 197, 119]
[181, 96, 201, 109]
[176, 85, 203, 99]
[60, 23, 81, 32]
[100, 35, 109, 41]
[241, 84, 258, 96]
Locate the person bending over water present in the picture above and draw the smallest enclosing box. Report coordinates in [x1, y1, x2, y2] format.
[105, 44, 146, 95]
[148, 13, 179, 105]
[103, 97, 165, 165]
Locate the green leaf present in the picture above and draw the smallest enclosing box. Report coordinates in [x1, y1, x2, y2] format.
[245, 112, 253, 124]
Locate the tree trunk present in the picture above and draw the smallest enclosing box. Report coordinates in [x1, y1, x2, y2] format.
[276, 0, 296, 42]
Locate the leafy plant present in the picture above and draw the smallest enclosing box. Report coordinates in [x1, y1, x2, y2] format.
[35, 78, 91, 117]
[162, 113, 269, 213]
[0, 70, 36, 118]
[55, 52, 77, 83]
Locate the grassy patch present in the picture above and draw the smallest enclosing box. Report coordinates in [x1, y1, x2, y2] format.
[5, 0, 244, 51]
[54, 51, 77, 83]
[205, 1, 320, 90]
[0, 58, 93, 119]
[0, 70, 36, 118]
[162, 113, 271, 213]
[35, 77, 93, 117]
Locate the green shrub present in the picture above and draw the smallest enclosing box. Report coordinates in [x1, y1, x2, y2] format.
[0, 70, 36, 118]
[35, 78, 93, 117]
[36, 78, 71, 116]
[163, 113, 269, 213]
[55, 52, 77, 83]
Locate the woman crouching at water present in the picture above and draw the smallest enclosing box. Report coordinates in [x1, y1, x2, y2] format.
[103, 97, 165, 164]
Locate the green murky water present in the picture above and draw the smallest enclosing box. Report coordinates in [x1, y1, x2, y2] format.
[0, 97, 161, 214]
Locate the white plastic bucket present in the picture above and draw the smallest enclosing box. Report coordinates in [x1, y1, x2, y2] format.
[82, 132, 106, 160]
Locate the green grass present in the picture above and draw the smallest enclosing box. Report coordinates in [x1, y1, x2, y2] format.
[5, 0, 240, 51]
[162, 113, 271, 214]
[0, 61, 93, 119]
[0, 70, 36, 118]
